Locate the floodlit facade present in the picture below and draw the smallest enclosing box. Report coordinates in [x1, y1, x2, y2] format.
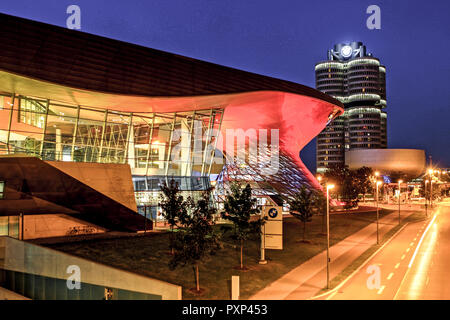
[345, 149, 426, 178]
[0, 13, 343, 237]
[316, 42, 387, 172]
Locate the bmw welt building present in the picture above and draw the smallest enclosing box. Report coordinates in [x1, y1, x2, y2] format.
[0, 13, 343, 240]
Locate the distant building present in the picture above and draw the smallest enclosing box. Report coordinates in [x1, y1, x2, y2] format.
[345, 149, 426, 179]
[315, 42, 387, 172]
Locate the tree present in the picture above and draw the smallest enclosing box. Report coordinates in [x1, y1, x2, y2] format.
[341, 177, 360, 209]
[389, 171, 410, 183]
[355, 166, 374, 202]
[323, 163, 360, 209]
[323, 163, 348, 192]
[289, 186, 326, 242]
[169, 191, 220, 293]
[221, 183, 264, 270]
[159, 178, 187, 255]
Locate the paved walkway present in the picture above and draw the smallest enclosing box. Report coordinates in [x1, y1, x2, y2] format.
[249, 209, 415, 300]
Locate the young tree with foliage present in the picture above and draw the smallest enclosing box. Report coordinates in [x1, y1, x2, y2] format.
[355, 166, 374, 202]
[221, 183, 264, 270]
[169, 191, 220, 293]
[159, 178, 187, 254]
[341, 177, 360, 209]
[323, 163, 360, 209]
[289, 186, 326, 242]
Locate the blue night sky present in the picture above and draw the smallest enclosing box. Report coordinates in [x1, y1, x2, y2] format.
[1, 0, 449, 171]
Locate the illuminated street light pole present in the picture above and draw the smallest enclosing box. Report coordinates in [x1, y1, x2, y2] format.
[398, 180, 403, 225]
[317, 175, 325, 233]
[431, 180, 435, 208]
[326, 184, 334, 289]
[425, 179, 429, 218]
[376, 181, 382, 245]
[428, 169, 433, 208]
[374, 171, 379, 203]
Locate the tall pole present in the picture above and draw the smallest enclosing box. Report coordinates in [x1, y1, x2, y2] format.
[259, 207, 267, 265]
[398, 180, 402, 225]
[325, 184, 334, 289]
[425, 180, 428, 218]
[376, 182, 380, 245]
[428, 169, 433, 209]
[326, 187, 330, 289]
[430, 181, 433, 209]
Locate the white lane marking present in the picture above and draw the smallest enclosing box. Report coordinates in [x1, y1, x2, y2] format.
[387, 273, 394, 280]
[408, 213, 438, 268]
[377, 285, 386, 294]
[395, 263, 400, 269]
[326, 291, 338, 300]
[410, 242, 414, 246]
[406, 247, 410, 252]
[393, 212, 439, 301]
[308, 224, 409, 301]
[401, 254, 406, 260]
[414, 238, 417, 241]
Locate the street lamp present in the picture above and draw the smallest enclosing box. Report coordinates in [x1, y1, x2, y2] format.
[428, 169, 434, 209]
[376, 181, 382, 245]
[398, 180, 403, 224]
[326, 184, 335, 289]
[431, 180, 435, 208]
[425, 179, 429, 217]
[317, 175, 324, 233]
[372, 171, 380, 203]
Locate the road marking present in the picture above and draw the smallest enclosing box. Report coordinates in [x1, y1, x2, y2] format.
[307, 223, 409, 300]
[410, 242, 414, 246]
[387, 273, 394, 280]
[406, 247, 410, 252]
[326, 291, 338, 300]
[377, 285, 386, 294]
[414, 238, 417, 241]
[395, 263, 400, 269]
[401, 254, 406, 260]
[408, 213, 438, 268]
[394, 212, 439, 300]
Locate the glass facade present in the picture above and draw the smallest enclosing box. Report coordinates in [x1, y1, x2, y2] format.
[0, 216, 19, 238]
[0, 92, 224, 208]
[315, 42, 387, 172]
[133, 175, 212, 217]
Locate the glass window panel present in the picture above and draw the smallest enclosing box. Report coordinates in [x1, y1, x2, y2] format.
[44, 106, 77, 161]
[0, 181, 4, 199]
[0, 216, 8, 236]
[8, 216, 19, 239]
[76, 108, 106, 163]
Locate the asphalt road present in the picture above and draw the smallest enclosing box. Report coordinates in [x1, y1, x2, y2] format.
[326, 200, 450, 300]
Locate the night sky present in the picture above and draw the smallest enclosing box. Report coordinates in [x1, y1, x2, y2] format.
[1, 0, 449, 171]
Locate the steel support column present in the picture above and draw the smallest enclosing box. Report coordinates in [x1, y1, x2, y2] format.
[39, 99, 50, 159]
[6, 93, 15, 154]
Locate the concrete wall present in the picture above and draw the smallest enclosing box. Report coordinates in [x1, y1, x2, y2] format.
[0, 286, 30, 300]
[46, 161, 137, 211]
[0, 236, 182, 300]
[23, 214, 106, 240]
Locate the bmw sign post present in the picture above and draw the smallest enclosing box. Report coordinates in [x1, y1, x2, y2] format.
[259, 205, 283, 264]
